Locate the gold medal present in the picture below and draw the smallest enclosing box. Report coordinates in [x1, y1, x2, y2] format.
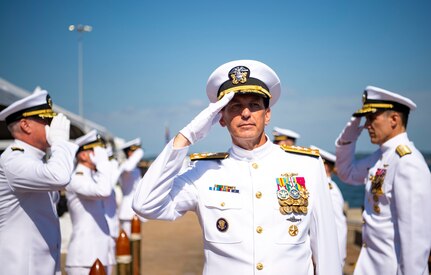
[373, 194, 379, 202]
[299, 206, 308, 214]
[278, 199, 288, 207]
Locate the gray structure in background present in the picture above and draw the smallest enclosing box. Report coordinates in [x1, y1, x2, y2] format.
[0, 77, 115, 152]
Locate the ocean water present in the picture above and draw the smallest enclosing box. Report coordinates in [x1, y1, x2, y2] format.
[334, 153, 431, 209]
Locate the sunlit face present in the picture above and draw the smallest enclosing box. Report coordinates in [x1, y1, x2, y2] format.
[364, 110, 396, 145]
[27, 117, 50, 151]
[219, 94, 270, 148]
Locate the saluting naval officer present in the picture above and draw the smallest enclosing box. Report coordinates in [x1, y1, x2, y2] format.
[65, 130, 116, 275]
[132, 60, 342, 274]
[118, 138, 145, 236]
[272, 126, 300, 146]
[310, 145, 347, 268]
[335, 86, 431, 275]
[0, 87, 78, 274]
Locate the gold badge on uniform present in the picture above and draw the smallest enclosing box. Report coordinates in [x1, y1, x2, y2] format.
[276, 173, 309, 215]
[289, 225, 298, 236]
[216, 218, 229, 232]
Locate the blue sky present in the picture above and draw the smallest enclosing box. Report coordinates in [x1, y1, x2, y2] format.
[1, 0, 430, 157]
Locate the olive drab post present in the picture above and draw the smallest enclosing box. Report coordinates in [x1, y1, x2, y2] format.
[89, 258, 107, 275]
[116, 229, 132, 275]
[131, 215, 142, 275]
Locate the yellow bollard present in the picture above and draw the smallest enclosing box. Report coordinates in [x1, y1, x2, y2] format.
[89, 258, 107, 275]
[131, 215, 141, 275]
[116, 229, 132, 275]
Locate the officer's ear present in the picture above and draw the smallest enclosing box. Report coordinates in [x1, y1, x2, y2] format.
[219, 113, 226, 127]
[388, 111, 401, 129]
[19, 118, 32, 134]
[264, 107, 271, 126]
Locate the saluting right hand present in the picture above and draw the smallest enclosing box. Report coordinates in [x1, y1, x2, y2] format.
[45, 113, 70, 145]
[336, 116, 363, 145]
[89, 147, 109, 168]
[179, 92, 235, 145]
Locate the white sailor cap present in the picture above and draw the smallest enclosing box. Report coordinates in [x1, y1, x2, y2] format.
[272, 127, 300, 141]
[206, 60, 281, 107]
[353, 86, 416, 117]
[75, 129, 105, 152]
[0, 86, 56, 125]
[310, 145, 336, 163]
[119, 138, 141, 152]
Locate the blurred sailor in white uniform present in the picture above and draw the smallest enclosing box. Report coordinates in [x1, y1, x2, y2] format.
[133, 59, 341, 275]
[118, 138, 145, 235]
[65, 130, 116, 275]
[335, 86, 431, 275]
[272, 126, 300, 146]
[311, 145, 347, 267]
[0, 87, 77, 274]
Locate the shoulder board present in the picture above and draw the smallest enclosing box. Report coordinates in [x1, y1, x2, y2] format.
[396, 145, 412, 157]
[11, 146, 24, 152]
[280, 145, 320, 158]
[75, 171, 84, 176]
[190, 152, 229, 161]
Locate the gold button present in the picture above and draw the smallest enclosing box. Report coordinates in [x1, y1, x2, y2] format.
[220, 202, 225, 207]
[256, 226, 263, 234]
[252, 163, 258, 169]
[256, 263, 263, 270]
[255, 191, 262, 199]
[362, 242, 367, 247]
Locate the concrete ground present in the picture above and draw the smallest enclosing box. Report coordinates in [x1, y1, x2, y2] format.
[60, 208, 365, 275]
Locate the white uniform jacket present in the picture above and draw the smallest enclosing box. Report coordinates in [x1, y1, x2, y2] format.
[0, 139, 77, 275]
[133, 139, 342, 275]
[328, 177, 347, 266]
[65, 163, 116, 268]
[105, 159, 121, 239]
[336, 132, 431, 275]
[118, 148, 143, 221]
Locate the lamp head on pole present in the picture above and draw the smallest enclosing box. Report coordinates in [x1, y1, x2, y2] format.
[68, 24, 93, 33]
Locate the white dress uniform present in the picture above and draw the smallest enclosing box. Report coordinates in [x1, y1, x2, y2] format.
[336, 132, 431, 275]
[328, 176, 347, 266]
[118, 148, 144, 234]
[105, 158, 120, 240]
[65, 163, 116, 273]
[133, 138, 342, 275]
[0, 139, 77, 274]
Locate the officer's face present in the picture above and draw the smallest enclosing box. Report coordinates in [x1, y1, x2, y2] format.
[220, 94, 270, 148]
[364, 110, 397, 145]
[24, 117, 50, 151]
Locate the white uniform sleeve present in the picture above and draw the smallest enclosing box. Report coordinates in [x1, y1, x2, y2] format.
[3, 140, 78, 191]
[132, 139, 198, 221]
[120, 148, 144, 172]
[67, 162, 113, 199]
[310, 158, 343, 274]
[109, 159, 121, 187]
[394, 153, 431, 275]
[335, 142, 378, 185]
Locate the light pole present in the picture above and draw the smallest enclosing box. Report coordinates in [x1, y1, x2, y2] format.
[69, 24, 92, 131]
